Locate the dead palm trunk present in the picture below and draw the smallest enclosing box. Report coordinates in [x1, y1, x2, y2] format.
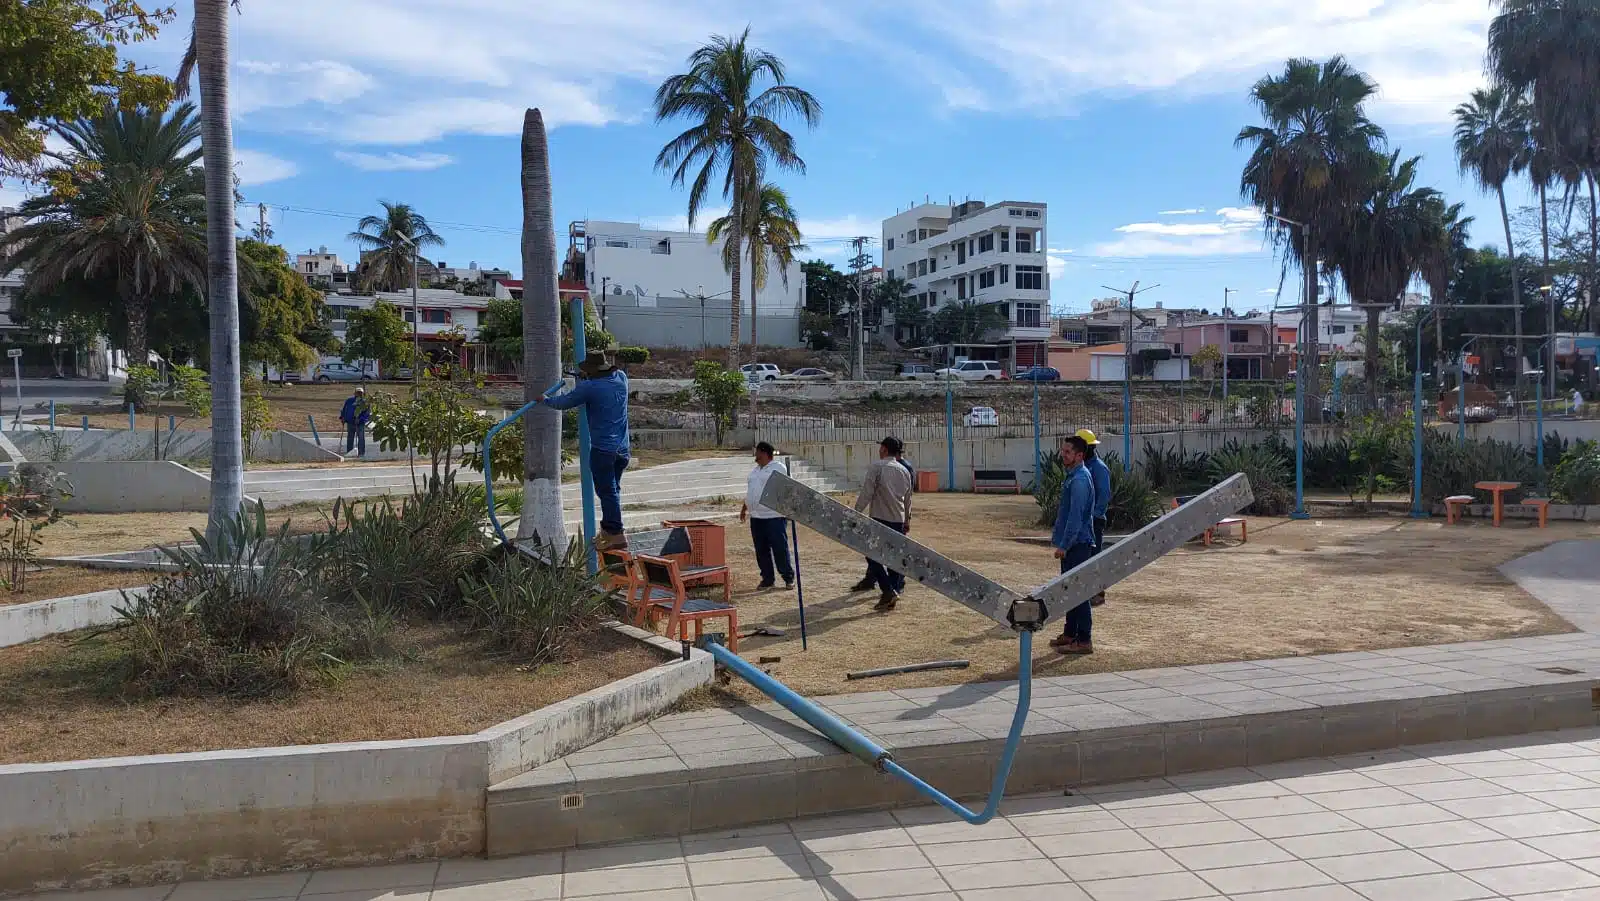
[727, 179, 744, 373]
[1496, 184, 1524, 390]
[196, 0, 244, 545]
[1589, 173, 1599, 331]
[1541, 182, 1554, 396]
[1364, 305, 1380, 410]
[747, 240, 759, 430]
[517, 108, 567, 552]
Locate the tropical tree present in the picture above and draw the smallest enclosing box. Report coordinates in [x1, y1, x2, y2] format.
[653, 28, 821, 370]
[0, 101, 206, 404]
[1237, 56, 1386, 408]
[1417, 196, 1474, 372]
[348, 200, 445, 292]
[706, 181, 807, 350]
[1326, 152, 1443, 406]
[238, 239, 333, 377]
[927, 300, 1008, 345]
[518, 108, 566, 551]
[1454, 85, 1532, 386]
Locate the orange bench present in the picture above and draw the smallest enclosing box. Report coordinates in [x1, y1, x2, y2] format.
[1524, 497, 1551, 528]
[1172, 496, 1248, 546]
[1444, 494, 1475, 524]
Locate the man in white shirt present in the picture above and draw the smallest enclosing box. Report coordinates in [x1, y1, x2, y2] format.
[740, 441, 795, 590]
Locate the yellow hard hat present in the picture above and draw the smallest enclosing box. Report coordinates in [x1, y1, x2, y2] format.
[1074, 428, 1101, 446]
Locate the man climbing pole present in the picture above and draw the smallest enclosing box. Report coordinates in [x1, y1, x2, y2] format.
[543, 352, 630, 549]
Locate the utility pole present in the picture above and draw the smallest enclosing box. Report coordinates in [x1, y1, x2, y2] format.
[1223, 287, 1237, 406]
[256, 203, 270, 243]
[1102, 281, 1159, 470]
[600, 276, 609, 330]
[849, 236, 873, 380]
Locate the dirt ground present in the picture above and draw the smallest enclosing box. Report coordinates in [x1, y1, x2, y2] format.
[0, 622, 666, 764]
[0, 566, 152, 606]
[698, 494, 1591, 701]
[68, 382, 384, 433]
[37, 503, 343, 557]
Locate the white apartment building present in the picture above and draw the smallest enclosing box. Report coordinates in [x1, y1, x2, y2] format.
[569, 219, 804, 317]
[434, 261, 511, 284]
[880, 199, 1051, 369]
[295, 247, 352, 293]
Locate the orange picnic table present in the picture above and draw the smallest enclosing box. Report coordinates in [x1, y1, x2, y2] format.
[1474, 481, 1521, 527]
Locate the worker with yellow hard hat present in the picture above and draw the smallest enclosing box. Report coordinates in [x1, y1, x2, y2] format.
[1051, 428, 1112, 653]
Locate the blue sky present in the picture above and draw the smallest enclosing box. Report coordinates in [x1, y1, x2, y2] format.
[12, 0, 1539, 317]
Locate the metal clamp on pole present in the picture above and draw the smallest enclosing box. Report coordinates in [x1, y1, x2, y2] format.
[483, 380, 568, 545]
[1006, 597, 1048, 633]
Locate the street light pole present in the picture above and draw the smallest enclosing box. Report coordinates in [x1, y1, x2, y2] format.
[395, 232, 420, 375]
[1223, 287, 1237, 407]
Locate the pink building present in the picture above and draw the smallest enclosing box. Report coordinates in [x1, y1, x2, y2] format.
[1166, 320, 1276, 380]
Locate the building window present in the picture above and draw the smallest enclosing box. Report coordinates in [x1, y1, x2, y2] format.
[918, 228, 928, 240]
[1025, 209, 1041, 218]
[928, 257, 937, 273]
[957, 278, 966, 300]
[1000, 264, 1009, 284]
[977, 233, 994, 254]
[1016, 265, 1043, 290]
[957, 243, 966, 265]
[605, 240, 628, 248]
[887, 238, 895, 251]
[1229, 328, 1250, 343]
[978, 269, 996, 290]
[1009, 208, 1023, 217]
[1000, 231, 1010, 252]
[1331, 325, 1347, 335]
[1016, 231, 1034, 253]
[1016, 302, 1043, 328]
[915, 259, 926, 277]
[652, 239, 671, 255]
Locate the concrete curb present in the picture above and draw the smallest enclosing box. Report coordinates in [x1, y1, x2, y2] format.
[0, 587, 144, 648]
[0, 620, 713, 895]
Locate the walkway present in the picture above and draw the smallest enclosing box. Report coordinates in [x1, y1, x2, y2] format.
[31, 727, 1600, 901]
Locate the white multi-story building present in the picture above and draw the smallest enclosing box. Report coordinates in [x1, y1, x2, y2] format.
[880, 199, 1051, 369]
[434, 261, 511, 285]
[569, 219, 806, 316]
[295, 247, 353, 293]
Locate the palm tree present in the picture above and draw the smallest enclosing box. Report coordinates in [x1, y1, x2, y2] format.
[1327, 152, 1443, 407]
[1237, 56, 1386, 409]
[929, 300, 1009, 345]
[517, 108, 566, 552]
[1417, 197, 1473, 374]
[0, 103, 206, 399]
[1454, 85, 1532, 387]
[653, 28, 821, 370]
[348, 201, 445, 292]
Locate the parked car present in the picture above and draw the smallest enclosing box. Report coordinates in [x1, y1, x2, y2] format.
[1014, 366, 1061, 382]
[393, 366, 415, 380]
[963, 405, 1000, 427]
[897, 362, 939, 381]
[779, 367, 834, 382]
[313, 362, 373, 382]
[740, 363, 782, 381]
[936, 360, 1007, 381]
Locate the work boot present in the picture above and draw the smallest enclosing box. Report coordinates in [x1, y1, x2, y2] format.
[594, 531, 628, 551]
[1056, 640, 1094, 655]
[1049, 632, 1074, 648]
[873, 591, 898, 612]
[756, 581, 776, 591]
[783, 580, 794, 590]
[850, 577, 877, 592]
[1090, 591, 1107, 608]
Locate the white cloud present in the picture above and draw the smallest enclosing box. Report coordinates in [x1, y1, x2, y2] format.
[1086, 206, 1269, 257]
[334, 150, 455, 172]
[234, 149, 299, 186]
[1158, 208, 1207, 216]
[235, 60, 374, 114]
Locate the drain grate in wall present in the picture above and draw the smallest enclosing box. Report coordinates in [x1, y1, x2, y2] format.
[1538, 667, 1583, 675]
[561, 793, 584, 811]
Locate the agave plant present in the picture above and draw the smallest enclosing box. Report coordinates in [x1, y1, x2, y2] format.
[1207, 443, 1293, 516]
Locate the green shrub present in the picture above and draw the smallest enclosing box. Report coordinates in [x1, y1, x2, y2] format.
[1034, 450, 1066, 525]
[1420, 433, 1539, 504]
[1207, 442, 1293, 516]
[316, 484, 494, 616]
[1102, 452, 1164, 532]
[1140, 440, 1209, 493]
[458, 542, 610, 661]
[1303, 438, 1358, 494]
[1551, 440, 1600, 504]
[613, 346, 650, 365]
[106, 505, 392, 698]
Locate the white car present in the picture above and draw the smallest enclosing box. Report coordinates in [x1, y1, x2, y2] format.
[898, 363, 939, 381]
[740, 363, 781, 381]
[963, 406, 1000, 427]
[313, 362, 373, 382]
[936, 360, 1006, 381]
[778, 367, 833, 382]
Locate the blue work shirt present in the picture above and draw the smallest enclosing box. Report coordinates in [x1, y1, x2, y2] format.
[1086, 454, 1111, 520]
[544, 370, 630, 454]
[340, 396, 369, 425]
[1052, 461, 1095, 551]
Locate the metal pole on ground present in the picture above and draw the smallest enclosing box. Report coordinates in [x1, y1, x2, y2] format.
[128, 403, 134, 432]
[1411, 311, 1430, 518]
[1031, 379, 1040, 488]
[48, 400, 55, 432]
[1537, 373, 1545, 468]
[791, 523, 808, 651]
[307, 414, 321, 448]
[569, 296, 598, 574]
[1122, 378, 1131, 472]
[1458, 336, 1478, 447]
[1291, 342, 1309, 520]
[81, 415, 88, 432]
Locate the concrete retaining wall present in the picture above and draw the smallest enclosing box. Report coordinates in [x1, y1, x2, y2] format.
[0, 461, 238, 513]
[13, 429, 339, 464]
[0, 588, 142, 648]
[0, 624, 712, 894]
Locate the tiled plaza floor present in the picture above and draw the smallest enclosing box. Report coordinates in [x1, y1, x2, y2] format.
[33, 727, 1600, 901]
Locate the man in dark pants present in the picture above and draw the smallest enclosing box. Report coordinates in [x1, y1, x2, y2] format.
[851, 445, 916, 592]
[739, 441, 794, 590]
[339, 387, 369, 456]
[543, 353, 630, 549]
[1049, 435, 1097, 654]
[1077, 429, 1111, 607]
[853, 436, 913, 611]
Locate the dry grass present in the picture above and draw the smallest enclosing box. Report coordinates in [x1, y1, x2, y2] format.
[703, 494, 1591, 701]
[69, 382, 377, 433]
[37, 503, 343, 557]
[0, 567, 150, 606]
[0, 622, 667, 764]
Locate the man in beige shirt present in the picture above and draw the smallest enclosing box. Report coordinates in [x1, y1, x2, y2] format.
[854, 436, 914, 611]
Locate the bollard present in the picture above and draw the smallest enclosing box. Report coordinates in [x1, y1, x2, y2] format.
[307, 414, 321, 448]
[81, 415, 89, 432]
[49, 400, 55, 431]
[128, 403, 135, 431]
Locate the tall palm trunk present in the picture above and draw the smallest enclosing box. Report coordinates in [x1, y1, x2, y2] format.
[1302, 239, 1320, 411]
[1364, 305, 1380, 410]
[122, 287, 150, 381]
[1589, 173, 1599, 331]
[196, 0, 244, 545]
[1497, 184, 1524, 389]
[747, 240, 759, 429]
[727, 179, 744, 372]
[518, 108, 567, 552]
